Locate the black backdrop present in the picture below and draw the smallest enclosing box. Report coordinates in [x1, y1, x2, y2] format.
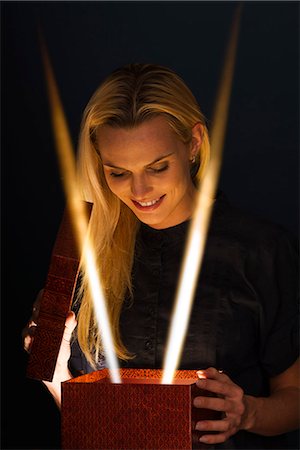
[2, 2, 299, 449]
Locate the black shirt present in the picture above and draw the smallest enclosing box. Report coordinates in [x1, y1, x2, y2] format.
[70, 193, 299, 449]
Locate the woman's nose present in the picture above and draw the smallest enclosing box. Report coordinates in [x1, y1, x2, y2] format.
[131, 174, 153, 199]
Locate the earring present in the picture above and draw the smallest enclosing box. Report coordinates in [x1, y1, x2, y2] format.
[191, 155, 196, 164]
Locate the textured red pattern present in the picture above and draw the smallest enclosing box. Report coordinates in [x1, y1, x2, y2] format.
[62, 369, 219, 449]
[27, 202, 92, 381]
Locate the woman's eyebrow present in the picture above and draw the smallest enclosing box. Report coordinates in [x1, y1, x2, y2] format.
[147, 152, 174, 166]
[102, 163, 127, 170]
[102, 152, 174, 170]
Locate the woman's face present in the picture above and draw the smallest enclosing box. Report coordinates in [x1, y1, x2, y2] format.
[98, 116, 201, 229]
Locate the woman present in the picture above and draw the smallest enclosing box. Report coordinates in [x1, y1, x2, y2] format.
[25, 63, 299, 448]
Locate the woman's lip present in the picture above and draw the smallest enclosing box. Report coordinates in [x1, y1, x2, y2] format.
[132, 195, 166, 211]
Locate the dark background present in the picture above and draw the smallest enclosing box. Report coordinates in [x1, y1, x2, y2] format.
[1, 1, 299, 449]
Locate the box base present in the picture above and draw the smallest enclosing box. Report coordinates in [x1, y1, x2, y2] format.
[62, 369, 220, 449]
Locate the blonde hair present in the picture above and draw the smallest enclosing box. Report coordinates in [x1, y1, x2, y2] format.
[76, 63, 210, 367]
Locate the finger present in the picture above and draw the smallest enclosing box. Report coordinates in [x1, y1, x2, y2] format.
[22, 321, 37, 338]
[65, 311, 77, 330]
[62, 311, 77, 342]
[22, 328, 34, 344]
[199, 431, 234, 445]
[24, 335, 33, 353]
[23, 325, 38, 351]
[32, 290, 43, 321]
[196, 418, 231, 433]
[198, 367, 231, 383]
[32, 305, 39, 322]
[196, 377, 240, 398]
[22, 322, 38, 353]
[193, 395, 230, 412]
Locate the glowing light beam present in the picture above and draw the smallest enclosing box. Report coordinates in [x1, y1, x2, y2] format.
[39, 33, 121, 384]
[162, 5, 242, 384]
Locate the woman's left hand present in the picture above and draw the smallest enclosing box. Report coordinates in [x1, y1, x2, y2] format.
[193, 367, 246, 444]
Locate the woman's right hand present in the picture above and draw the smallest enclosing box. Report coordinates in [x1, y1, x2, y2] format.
[22, 291, 77, 408]
[22, 290, 77, 370]
[22, 290, 43, 353]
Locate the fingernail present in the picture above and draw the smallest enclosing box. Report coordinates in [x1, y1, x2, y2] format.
[197, 370, 206, 379]
[193, 397, 201, 407]
[199, 436, 209, 443]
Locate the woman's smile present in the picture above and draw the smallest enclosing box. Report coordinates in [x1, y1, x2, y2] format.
[132, 194, 166, 211]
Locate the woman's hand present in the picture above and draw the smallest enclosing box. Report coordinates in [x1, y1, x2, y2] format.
[22, 290, 76, 374]
[42, 311, 77, 409]
[193, 367, 246, 445]
[22, 290, 43, 353]
[22, 291, 77, 408]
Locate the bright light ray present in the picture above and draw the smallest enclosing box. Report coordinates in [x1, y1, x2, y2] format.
[162, 5, 242, 384]
[40, 34, 121, 383]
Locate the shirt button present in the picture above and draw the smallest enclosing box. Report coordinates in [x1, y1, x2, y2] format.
[152, 269, 160, 277]
[148, 306, 155, 316]
[145, 340, 153, 350]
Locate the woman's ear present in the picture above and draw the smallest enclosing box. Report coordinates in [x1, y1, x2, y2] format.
[190, 122, 204, 160]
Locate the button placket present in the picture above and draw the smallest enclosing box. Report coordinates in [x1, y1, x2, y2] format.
[147, 235, 162, 362]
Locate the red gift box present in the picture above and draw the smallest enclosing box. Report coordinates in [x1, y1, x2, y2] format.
[27, 202, 92, 381]
[61, 368, 220, 449]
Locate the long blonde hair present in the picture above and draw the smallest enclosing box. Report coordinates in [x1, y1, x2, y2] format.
[76, 63, 210, 367]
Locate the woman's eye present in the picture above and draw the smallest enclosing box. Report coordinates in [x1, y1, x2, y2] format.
[110, 171, 126, 178]
[150, 164, 169, 173]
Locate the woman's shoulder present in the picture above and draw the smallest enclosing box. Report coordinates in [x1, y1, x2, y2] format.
[212, 191, 298, 255]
